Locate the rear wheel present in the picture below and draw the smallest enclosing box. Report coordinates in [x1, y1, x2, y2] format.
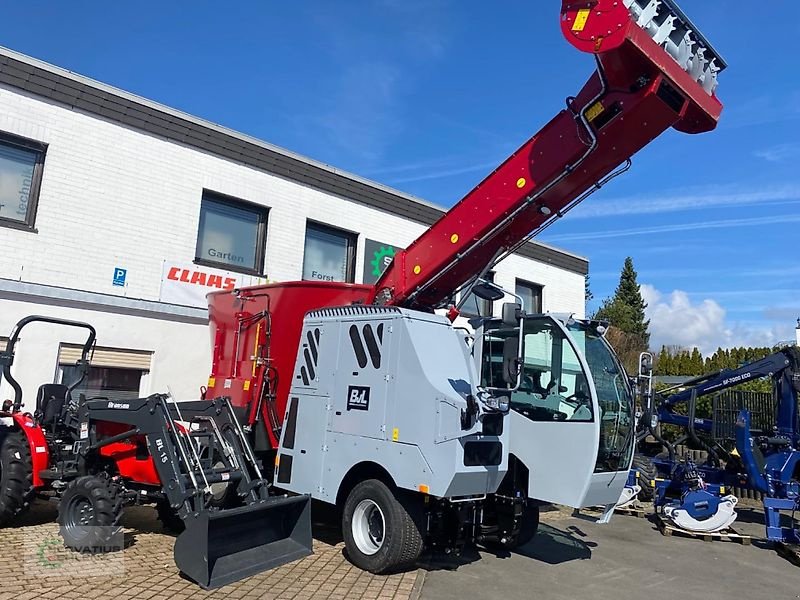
[0, 429, 33, 526]
[632, 454, 658, 502]
[58, 474, 123, 551]
[342, 479, 424, 574]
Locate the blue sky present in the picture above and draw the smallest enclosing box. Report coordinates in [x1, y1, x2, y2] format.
[2, 1, 798, 353]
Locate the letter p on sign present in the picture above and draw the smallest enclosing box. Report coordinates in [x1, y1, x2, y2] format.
[113, 267, 127, 287]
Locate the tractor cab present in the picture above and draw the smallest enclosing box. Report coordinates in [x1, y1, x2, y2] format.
[472, 290, 634, 508]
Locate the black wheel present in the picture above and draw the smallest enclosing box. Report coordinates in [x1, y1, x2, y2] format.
[342, 479, 424, 574]
[512, 501, 540, 548]
[155, 499, 185, 533]
[0, 428, 33, 526]
[57, 474, 123, 551]
[632, 454, 658, 502]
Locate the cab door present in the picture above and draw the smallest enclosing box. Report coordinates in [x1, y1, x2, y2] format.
[502, 317, 606, 507]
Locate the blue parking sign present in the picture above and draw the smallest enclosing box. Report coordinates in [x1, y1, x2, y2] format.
[113, 267, 127, 287]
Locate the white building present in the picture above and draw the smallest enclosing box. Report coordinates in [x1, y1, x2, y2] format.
[0, 47, 588, 409]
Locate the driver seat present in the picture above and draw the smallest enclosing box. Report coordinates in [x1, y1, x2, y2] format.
[36, 384, 69, 427]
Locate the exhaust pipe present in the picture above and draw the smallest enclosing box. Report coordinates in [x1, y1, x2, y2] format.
[174, 494, 312, 589]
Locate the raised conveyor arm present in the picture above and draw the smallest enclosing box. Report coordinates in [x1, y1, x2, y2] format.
[372, 0, 725, 310]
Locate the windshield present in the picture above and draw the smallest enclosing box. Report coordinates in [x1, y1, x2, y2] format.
[480, 317, 634, 473]
[566, 321, 634, 472]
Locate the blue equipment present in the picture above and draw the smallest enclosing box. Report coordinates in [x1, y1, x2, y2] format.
[632, 347, 800, 540]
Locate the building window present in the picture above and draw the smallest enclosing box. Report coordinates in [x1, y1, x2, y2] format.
[195, 190, 268, 274]
[302, 222, 356, 283]
[0, 131, 47, 230]
[461, 272, 496, 317]
[60, 365, 145, 402]
[58, 344, 151, 402]
[516, 279, 543, 314]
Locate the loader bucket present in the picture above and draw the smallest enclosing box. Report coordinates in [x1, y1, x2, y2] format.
[173, 494, 312, 589]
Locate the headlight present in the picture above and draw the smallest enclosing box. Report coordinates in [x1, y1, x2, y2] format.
[481, 394, 509, 413]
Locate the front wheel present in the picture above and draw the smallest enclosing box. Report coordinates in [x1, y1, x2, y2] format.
[512, 500, 540, 548]
[342, 479, 424, 574]
[57, 474, 123, 551]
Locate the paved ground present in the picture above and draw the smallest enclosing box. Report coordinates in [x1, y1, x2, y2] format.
[6, 500, 800, 600]
[0, 501, 421, 600]
[421, 504, 800, 600]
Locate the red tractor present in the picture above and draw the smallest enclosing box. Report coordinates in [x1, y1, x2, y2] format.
[0, 315, 312, 589]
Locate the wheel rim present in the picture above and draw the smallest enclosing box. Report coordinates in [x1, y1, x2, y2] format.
[352, 499, 385, 555]
[65, 495, 95, 538]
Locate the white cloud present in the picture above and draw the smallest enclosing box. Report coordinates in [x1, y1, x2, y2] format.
[641, 284, 796, 355]
[569, 184, 800, 220]
[754, 143, 800, 163]
[546, 212, 800, 243]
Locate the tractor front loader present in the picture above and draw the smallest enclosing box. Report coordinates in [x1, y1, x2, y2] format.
[0, 315, 311, 589]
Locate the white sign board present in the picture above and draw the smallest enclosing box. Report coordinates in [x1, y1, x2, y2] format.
[159, 261, 267, 308]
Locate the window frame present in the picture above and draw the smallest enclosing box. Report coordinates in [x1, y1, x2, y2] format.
[515, 278, 544, 314]
[302, 220, 358, 283]
[194, 189, 269, 276]
[0, 130, 47, 232]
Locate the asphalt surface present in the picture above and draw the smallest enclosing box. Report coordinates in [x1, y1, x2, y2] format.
[421, 506, 800, 600]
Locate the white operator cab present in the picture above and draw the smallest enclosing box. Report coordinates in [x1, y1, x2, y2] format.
[465, 279, 635, 509]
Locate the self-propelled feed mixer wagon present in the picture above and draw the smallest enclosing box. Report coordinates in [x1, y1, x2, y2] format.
[203, 0, 725, 574]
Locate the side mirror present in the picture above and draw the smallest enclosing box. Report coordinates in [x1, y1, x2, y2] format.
[638, 352, 653, 377]
[502, 337, 521, 385]
[472, 281, 505, 302]
[501, 302, 520, 327]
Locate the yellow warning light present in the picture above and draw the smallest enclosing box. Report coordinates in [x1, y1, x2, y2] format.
[392, 428, 400, 441]
[274, 454, 281, 467]
[450, 233, 459, 244]
[413, 265, 421, 275]
[243, 380, 251, 391]
[207, 376, 216, 388]
[516, 177, 526, 189]
[418, 484, 430, 494]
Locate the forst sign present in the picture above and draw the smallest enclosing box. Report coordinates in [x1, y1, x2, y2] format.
[160, 261, 264, 308]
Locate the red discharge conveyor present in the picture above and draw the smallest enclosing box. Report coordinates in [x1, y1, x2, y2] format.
[206, 0, 725, 450]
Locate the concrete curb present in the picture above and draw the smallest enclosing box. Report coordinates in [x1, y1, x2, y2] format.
[409, 568, 427, 600]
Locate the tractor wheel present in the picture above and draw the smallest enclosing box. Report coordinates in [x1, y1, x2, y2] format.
[0, 428, 33, 526]
[632, 454, 659, 502]
[342, 479, 424, 574]
[155, 500, 185, 533]
[57, 474, 123, 552]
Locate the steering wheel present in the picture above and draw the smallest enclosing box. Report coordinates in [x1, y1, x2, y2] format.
[564, 391, 590, 407]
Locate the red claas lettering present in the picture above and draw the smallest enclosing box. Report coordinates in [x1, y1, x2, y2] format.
[166, 266, 237, 289]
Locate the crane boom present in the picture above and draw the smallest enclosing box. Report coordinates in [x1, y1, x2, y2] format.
[373, 0, 725, 309]
[657, 347, 800, 439]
